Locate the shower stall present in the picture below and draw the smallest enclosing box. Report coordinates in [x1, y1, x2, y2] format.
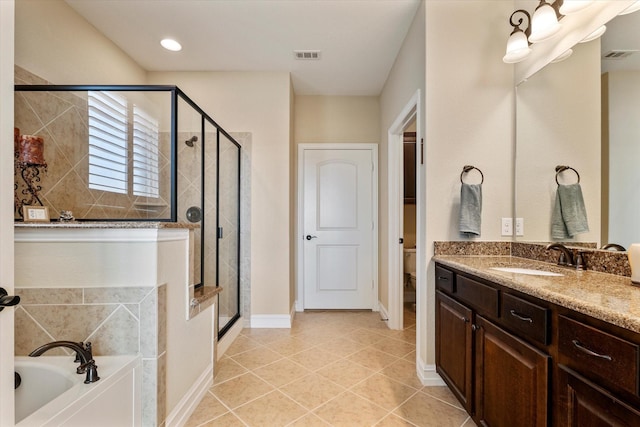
[14, 84, 241, 338]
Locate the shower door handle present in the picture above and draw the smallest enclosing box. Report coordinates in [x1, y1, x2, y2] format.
[306, 235, 317, 241]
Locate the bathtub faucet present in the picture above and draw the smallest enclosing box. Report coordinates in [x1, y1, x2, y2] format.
[29, 341, 100, 384]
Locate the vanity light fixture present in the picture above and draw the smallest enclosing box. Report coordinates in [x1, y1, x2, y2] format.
[160, 38, 182, 52]
[550, 48, 573, 63]
[559, 0, 593, 15]
[579, 25, 606, 43]
[503, 9, 532, 63]
[528, 0, 562, 43]
[619, 0, 640, 15]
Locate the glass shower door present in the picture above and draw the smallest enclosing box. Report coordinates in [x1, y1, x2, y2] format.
[217, 131, 240, 337]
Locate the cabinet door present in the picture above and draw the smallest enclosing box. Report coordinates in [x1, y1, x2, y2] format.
[436, 291, 473, 412]
[475, 316, 550, 427]
[558, 365, 640, 427]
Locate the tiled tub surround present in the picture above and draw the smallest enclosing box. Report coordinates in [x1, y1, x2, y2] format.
[434, 241, 631, 277]
[432, 255, 640, 334]
[15, 285, 166, 426]
[14, 225, 216, 427]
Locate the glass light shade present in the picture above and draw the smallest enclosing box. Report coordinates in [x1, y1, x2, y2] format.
[551, 49, 573, 63]
[503, 30, 531, 63]
[160, 38, 182, 52]
[559, 0, 593, 15]
[579, 25, 606, 43]
[529, 2, 562, 43]
[619, 1, 640, 15]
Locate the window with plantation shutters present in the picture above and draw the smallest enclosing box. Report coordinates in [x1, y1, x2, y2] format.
[88, 91, 128, 194]
[132, 106, 159, 197]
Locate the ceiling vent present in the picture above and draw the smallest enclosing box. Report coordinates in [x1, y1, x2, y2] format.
[294, 50, 321, 60]
[602, 50, 639, 60]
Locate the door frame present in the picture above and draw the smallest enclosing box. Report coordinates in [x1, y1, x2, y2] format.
[387, 90, 422, 330]
[296, 143, 379, 311]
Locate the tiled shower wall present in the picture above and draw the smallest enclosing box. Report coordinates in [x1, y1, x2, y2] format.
[15, 285, 167, 426]
[14, 66, 172, 220]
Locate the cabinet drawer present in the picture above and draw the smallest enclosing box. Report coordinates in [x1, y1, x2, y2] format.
[456, 275, 499, 317]
[558, 315, 639, 395]
[435, 266, 454, 293]
[501, 293, 550, 345]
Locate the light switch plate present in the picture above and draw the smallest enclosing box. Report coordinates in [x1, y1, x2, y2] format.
[501, 218, 513, 236]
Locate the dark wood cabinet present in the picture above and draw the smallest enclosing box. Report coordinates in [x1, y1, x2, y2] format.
[435, 291, 473, 412]
[475, 315, 549, 427]
[403, 132, 416, 204]
[558, 366, 640, 427]
[434, 262, 640, 427]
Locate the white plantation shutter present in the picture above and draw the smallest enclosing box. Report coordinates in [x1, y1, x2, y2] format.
[88, 91, 128, 194]
[132, 106, 160, 197]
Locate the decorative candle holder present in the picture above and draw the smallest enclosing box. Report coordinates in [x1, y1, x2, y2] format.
[15, 134, 48, 218]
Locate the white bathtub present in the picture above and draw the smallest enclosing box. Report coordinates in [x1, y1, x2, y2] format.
[15, 354, 142, 426]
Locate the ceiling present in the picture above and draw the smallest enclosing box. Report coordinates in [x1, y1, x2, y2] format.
[64, 0, 421, 96]
[601, 10, 640, 73]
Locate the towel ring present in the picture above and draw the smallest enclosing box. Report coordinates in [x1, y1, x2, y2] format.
[460, 165, 484, 185]
[555, 165, 580, 185]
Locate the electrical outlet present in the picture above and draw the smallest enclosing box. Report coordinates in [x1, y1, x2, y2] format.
[501, 218, 513, 236]
[515, 218, 524, 236]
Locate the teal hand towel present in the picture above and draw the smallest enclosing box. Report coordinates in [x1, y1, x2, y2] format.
[460, 183, 482, 237]
[551, 183, 589, 239]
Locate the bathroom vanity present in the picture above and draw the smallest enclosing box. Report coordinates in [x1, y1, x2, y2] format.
[433, 256, 640, 427]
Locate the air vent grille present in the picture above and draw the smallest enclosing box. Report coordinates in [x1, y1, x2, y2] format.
[603, 50, 639, 60]
[294, 50, 321, 60]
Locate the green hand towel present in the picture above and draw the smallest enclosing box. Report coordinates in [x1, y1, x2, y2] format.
[551, 183, 589, 239]
[460, 183, 482, 237]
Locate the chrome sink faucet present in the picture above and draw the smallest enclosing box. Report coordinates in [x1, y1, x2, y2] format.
[29, 341, 100, 384]
[546, 243, 575, 268]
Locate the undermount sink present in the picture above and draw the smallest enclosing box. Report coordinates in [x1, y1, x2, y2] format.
[489, 267, 564, 277]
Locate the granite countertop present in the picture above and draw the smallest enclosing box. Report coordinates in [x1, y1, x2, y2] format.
[433, 255, 640, 334]
[15, 221, 200, 229]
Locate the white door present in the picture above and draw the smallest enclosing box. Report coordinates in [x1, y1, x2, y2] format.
[0, 1, 15, 422]
[302, 147, 376, 309]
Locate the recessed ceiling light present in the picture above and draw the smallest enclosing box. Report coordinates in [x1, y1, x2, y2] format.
[161, 38, 182, 52]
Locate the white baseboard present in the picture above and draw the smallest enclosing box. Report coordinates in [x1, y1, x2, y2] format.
[217, 317, 244, 360]
[250, 314, 292, 328]
[165, 364, 213, 427]
[417, 359, 446, 386]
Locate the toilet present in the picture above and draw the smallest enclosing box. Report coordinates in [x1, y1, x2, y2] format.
[403, 248, 417, 290]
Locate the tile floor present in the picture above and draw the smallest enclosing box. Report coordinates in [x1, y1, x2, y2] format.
[186, 304, 477, 427]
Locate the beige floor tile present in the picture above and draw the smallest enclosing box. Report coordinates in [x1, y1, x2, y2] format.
[253, 358, 310, 387]
[288, 347, 342, 372]
[375, 413, 420, 426]
[393, 392, 468, 427]
[265, 336, 317, 356]
[316, 358, 375, 388]
[234, 391, 307, 427]
[231, 346, 283, 370]
[347, 348, 400, 371]
[241, 328, 293, 344]
[184, 392, 229, 427]
[280, 373, 346, 410]
[198, 412, 246, 427]
[214, 357, 248, 384]
[421, 386, 464, 410]
[225, 334, 261, 356]
[351, 373, 420, 411]
[376, 337, 416, 358]
[461, 416, 478, 427]
[287, 413, 332, 426]
[314, 391, 389, 427]
[322, 336, 367, 358]
[211, 372, 274, 409]
[345, 329, 386, 346]
[403, 350, 416, 363]
[381, 359, 424, 390]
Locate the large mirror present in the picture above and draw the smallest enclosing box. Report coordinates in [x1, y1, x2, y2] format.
[515, 8, 640, 250]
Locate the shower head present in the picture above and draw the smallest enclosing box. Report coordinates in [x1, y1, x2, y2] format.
[185, 136, 198, 147]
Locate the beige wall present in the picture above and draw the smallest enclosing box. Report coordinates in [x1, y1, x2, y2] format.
[147, 71, 293, 317]
[294, 96, 380, 144]
[15, 0, 146, 84]
[423, 0, 514, 364]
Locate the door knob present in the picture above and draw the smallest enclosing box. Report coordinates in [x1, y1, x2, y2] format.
[306, 235, 318, 241]
[0, 287, 20, 312]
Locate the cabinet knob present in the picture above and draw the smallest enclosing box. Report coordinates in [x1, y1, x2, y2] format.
[471, 324, 479, 331]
